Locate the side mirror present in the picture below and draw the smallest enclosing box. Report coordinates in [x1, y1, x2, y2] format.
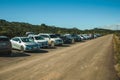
[18, 41, 21, 43]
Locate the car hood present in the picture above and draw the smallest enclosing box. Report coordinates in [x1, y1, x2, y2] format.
[35, 40, 47, 43]
[51, 38, 62, 41]
[44, 38, 50, 41]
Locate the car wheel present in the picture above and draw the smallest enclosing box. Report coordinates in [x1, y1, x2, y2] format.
[6, 51, 12, 56]
[51, 42, 55, 47]
[21, 46, 24, 52]
[59, 44, 63, 46]
[72, 39, 75, 44]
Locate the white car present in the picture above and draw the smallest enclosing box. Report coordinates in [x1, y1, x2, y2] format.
[10, 37, 40, 52]
[38, 33, 63, 47]
[28, 35, 48, 48]
[82, 34, 90, 40]
[78, 35, 84, 40]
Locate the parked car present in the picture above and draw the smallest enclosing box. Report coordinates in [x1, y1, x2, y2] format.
[10, 37, 40, 52]
[28, 35, 48, 48]
[94, 33, 102, 38]
[81, 34, 91, 40]
[71, 34, 82, 42]
[0, 36, 12, 55]
[26, 32, 35, 36]
[60, 34, 75, 44]
[38, 33, 63, 47]
[78, 35, 85, 41]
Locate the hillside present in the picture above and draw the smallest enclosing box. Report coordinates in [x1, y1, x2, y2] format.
[0, 19, 113, 38]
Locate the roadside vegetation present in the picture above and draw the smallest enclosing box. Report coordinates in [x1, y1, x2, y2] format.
[0, 19, 113, 38]
[113, 32, 120, 78]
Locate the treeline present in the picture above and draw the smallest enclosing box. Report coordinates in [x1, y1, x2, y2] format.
[0, 19, 114, 38]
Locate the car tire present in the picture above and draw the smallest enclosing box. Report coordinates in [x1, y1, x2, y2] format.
[21, 46, 24, 52]
[72, 39, 75, 44]
[51, 41, 55, 47]
[59, 44, 63, 46]
[6, 51, 12, 56]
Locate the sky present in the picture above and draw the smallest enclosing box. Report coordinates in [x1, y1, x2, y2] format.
[0, 0, 120, 30]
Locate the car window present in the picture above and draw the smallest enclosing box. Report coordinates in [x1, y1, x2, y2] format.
[29, 37, 34, 40]
[12, 38, 20, 42]
[21, 38, 32, 42]
[35, 36, 44, 40]
[66, 35, 72, 38]
[29, 37, 34, 41]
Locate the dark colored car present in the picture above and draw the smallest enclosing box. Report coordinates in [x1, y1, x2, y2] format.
[71, 34, 82, 42]
[61, 36, 74, 44]
[0, 36, 12, 55]
[55, 34, 75, 44]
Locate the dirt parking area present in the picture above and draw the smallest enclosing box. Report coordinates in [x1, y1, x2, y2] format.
[0, 35, 118, 80]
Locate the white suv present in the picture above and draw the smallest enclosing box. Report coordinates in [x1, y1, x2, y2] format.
[38, 33, 63, 47]
[28, 35, 48, 48]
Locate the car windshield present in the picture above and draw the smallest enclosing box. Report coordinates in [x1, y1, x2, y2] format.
[71, 34, 78, 37]
[50, 35, 58, 38]
[40, 35, 49, 38]
[21, 38, 32, 42]
[35, 36, 44, 40]
[65, 35, 72, 38]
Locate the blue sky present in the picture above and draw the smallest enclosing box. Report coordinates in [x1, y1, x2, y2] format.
[0, 0, 120, 30]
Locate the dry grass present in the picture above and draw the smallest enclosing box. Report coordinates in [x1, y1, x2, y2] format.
[113, 34, 120, 77]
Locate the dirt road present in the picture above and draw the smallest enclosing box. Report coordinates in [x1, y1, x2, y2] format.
[0, 35, 118, 80]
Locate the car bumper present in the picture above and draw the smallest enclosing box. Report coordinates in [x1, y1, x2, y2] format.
[38, 42, 48, 48]
[55, 41, 63, 45]
[25, 47, 40, 51]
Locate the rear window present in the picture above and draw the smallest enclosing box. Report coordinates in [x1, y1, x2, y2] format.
[21, 38, 32, 42]
[0, 38, 9, 41]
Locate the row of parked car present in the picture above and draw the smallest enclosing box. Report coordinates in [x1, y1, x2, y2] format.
[0, 33, 102, 55]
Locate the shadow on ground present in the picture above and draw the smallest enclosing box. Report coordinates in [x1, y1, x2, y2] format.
[27, 49, 48, 54]
[11, 52, 30, 57]
[0, 49, 48, 57]
[56, 44, 70, 47]
[0, 52, 30, 57]
[43, 47, 57, 49]
[81, 40, 86, 42]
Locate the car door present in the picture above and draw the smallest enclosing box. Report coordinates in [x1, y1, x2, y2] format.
[11, 38, 21, 50]
[29, 37, 34, 42]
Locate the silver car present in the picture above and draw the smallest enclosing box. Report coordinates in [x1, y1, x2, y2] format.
[0, 36, 12, 55]
[10, 37, 40, 52]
